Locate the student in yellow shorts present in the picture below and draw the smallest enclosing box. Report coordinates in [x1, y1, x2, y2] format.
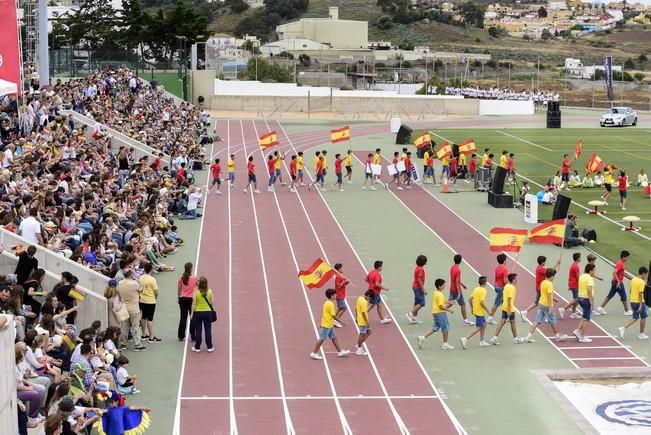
[355, 290, 374, 356]
[618, 267, 649, 340]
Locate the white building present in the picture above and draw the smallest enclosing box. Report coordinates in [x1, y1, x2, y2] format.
[260, 38, 332, 57]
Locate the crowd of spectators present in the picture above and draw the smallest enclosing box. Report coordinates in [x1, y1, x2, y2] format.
[444, 86, 559, 105]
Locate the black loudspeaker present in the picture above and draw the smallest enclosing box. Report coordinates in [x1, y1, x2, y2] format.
[396, 125, 413, 145]
[451, 143, 460, 158]
[491, 166, 507, 194]
[552, 194, 571, 220]
[547, 101, 560, 112]
[488, 191, 514, 208]
[582, 228, 597, 242]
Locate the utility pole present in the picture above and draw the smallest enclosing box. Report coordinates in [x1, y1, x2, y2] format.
[176, 36, 188, 101]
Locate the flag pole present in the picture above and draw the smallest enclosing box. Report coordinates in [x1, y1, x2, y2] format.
[510, 251, 521, 273]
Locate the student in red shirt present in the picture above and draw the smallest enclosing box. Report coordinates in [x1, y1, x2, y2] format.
[333, 263, 350, 327]
[361, 153, 375, 191]
[151, 152, 163, 172]
[243, 155, 260, 194]
[506, 153, 515, 184]
[617, 170, 628, 210]
[559, 253, 581, 319]
[309, 155, 325, 191]
[468, 153, 478, 183]
[449, 254, 472, 325]
[331, 153, 344, 192]
[176, 163, 187, 184]
[387, 151, 403, 191]
[266, 154, 278, 192]
[561, 154, 572, 188]
[488, 253, 508, 324]
[209, 158, 222, 195]
[407, 255, 427, 324]
[521, 254, 561, 322]
[289, 155, 298, 193]
[404, 151, 413, 189]
[596, 250, 632, 316]
[365, 260, 392, 324]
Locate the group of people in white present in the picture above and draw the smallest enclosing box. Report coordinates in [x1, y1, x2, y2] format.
[444, 86, 559, 104]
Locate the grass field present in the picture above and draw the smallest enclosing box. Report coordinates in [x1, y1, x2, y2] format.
[149, 71, 184, 99]
[420, 127, 651, 265]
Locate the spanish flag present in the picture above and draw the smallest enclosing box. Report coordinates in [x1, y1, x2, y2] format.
[298, 258, 336, 288]
[259, 131, 279, 150]
[574, 138, 583, 160]
[585, 153, 603, 173]
[457, 139, 477, 155]
[63, 334, 77, 351]
[69, 288, 86, 302]
[413, 131, 431, 149]
[529, 219, 566, 245]
[330, 126, 351, 143]
[489, 228, 528, 252]
[435, 142, 452, 160]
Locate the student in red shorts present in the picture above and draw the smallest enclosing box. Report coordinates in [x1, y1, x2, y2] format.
[365, 260, 392, 324]
[243, 155, 260, 194]
[208, 158, 222, 195]
[333, 263, 350, 327]
[449, 254, 472, 325]
[289, 155, 298, 193]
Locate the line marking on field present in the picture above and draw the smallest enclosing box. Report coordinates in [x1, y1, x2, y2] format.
[181, 395, 440, 401]
[601, 141, 651, 162]
[524, 153, 558, 169]
[572, 357, 642, 361]
[251, 120, 353, 435]
[559, 346, 631, 350]
[497, 130, 553, 151]
[240, 120, 296, 435]
[226, 121, 238, 435]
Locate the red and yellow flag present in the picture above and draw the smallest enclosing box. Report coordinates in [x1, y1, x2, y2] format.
[259, 131, 279, 150]
[529, 219, 566, 245]
[489, 228, 528, 252]
[457, 139, 477, 155]
[574, 138, 583, 159]
[414, 131, 431, 149]
[330, 126, 351, 143]
[435, 142, 452, 160]
[585, 153, 603, 173]
[63, 334, 76, 351]
[68, 288, 85, 302]
[298, 258, 336, 288]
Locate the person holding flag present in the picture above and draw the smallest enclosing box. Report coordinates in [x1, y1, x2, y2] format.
[273, 151, 286, 186]
[332, 153, 345, 192]
[266, 154, 278, 193]
[310, 288, 350, 360]
[365, 260, 392, 324]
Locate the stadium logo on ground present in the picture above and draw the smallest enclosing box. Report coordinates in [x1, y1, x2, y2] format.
[595, 400, 651, 427]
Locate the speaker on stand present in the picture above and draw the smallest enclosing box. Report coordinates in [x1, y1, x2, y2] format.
[552, 194, 571, 220]
[395, 124, 413, 144]
[547, 101, 561, 128]
[487, 167, 513, 208]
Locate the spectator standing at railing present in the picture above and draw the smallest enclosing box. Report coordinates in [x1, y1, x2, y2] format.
[15, 245, 39, 285]
[117, 270, 146, 352]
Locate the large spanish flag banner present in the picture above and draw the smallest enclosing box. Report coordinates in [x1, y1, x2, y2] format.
[298, 258, 336, 288]
[489, 228, 528, 252]
[413, 131, 431, 149]
[457, 139, 477, 155]
[0, 0, 21, 95]
[529, 219, 566, 245]
[585, 153, 604, 173]
[574, 137, 583, 160]
[435, 142, 452, 160]
[330, 126, 351, 143]
[259, 131, 279, 150]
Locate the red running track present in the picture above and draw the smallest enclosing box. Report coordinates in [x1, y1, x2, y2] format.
[352, 150, 647, 370]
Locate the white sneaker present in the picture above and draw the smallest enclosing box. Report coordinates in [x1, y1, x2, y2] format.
[406, 313, 416, 324]
[310, 352, 323, 360]
[597, 306, 607, 315]
[460, 337, 468, 349]
[416, 318, 423, 324]
[441, 342, 455, 350]
[397, 187, 404, 191]
[464, 319, 474, 326]
[333, 320, 343, 328]
[487, 317, 498, 325]
[356, 347, 368, 356]
[558, 308, 565, 319]
[362, 186, 366, 190]
[215, 191, 222, 195]
[207, 348, 214, 353]
[555, 333, 568, 342]
[572, 329, 582, 340]
[624, 310, 633, 316]
[520, 310, 528, 322]
[525, 334, 536, 343]
[417, 335, 426, 349]
[192, 347, 201, 353]
[622, 207, 626, 211]
[347, 180, 353, 184]
[618, 326, 626, 339]
[243, 188, 248, 193]
[479, 341, 491, 347]
[514, 337, 525, 344]
[339, 189, 344, 192]
[337, 349, 350, 357]
[370, 186, 377, 191]
[254, 190, 261, 194]
[569, 312, 581, 319]
[638, 333, 649, 340]
[289, 188, 296, 193]
[592, 309, 602, 316]
[578, 336, 592, 343]
[490, 336, 500, 345]
[380, 318, 392, 324]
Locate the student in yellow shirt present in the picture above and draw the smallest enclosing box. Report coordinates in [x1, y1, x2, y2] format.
[321, 150, 328, 181]
[138, 263, 161, 343]
[355, 290, 374, 356]
[601, 168, 614, 204]
[227, 154, 236, 188]
[573, 263, 598, 342]
[313, 151, 321, 175]
[526, 269, 567, 343]
[417, 278, 455, 350]
[372, 148, 382, 185]
[344, 150, 353, 183]
[310, 289, 350, 360]
[618, 267, 649, 340]
[297, 151, 305, 185]
[458, 152, 467, 180]
[481, 148, 490, 167]
[273, 150, 285, 186]
[460, 276, 491, 349]
[490, 273, 525, 345]
[499, 151, 508, 169]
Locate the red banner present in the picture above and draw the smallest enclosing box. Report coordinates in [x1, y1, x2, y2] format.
[0, 0, 21, 95]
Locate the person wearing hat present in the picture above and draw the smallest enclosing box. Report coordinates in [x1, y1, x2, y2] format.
[56, 396, 101, 434]
[104, 279, 123, 329]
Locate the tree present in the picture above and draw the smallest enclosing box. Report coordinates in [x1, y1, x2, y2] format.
[240, 57, 292, 82]
[639, 53, 648, 63]
[377, 15, 394, 30]
[377, 0, 410, 15]
[541, 28, 553, 40]
[63, 0, 120, 51]
[624, 58, 635, 69]
[634, 72, 645, 82]
[538, 6, 547, 18]
[264, 0, 309, 20]
[457, 2, 486, 29]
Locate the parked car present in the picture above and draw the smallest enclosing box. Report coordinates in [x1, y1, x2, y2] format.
[600, 107, 638, 127]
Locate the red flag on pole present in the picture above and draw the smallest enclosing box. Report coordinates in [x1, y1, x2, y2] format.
[574, 138, 583, 159]
[0, 0, 22, 95]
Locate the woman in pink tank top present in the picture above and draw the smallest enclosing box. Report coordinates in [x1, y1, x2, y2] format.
[178, 262, 197, 341]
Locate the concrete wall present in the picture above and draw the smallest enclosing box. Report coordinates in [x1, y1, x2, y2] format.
[190, 69, 218, 107]
[478, 99, 535, 115]
[0, 314, 17, 435]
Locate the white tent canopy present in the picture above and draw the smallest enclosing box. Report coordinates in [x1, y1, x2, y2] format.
[0, 78, 18, 96]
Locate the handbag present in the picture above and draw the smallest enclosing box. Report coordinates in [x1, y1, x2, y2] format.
[113, 298, 130, 322]
[199, 291, 217, 323]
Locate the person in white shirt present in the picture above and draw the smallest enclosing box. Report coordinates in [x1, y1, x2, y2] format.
[637, 169, 648, 187]
[2, 144, 15, 168]
[183, 186, 202, 220]
[18, 208, 43, 245]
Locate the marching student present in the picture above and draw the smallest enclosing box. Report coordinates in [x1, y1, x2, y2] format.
[572, 263, 597, 343]
[423, 145, 431, 181]
[407, 255, 427, 324]
[289, 155, 298, 193]
[521, 255, 561, 322]
[331, 153, 345, 192]
[506, 153, 515, 184]
[499, 151, 508, 169]
[227, 154, 236, 188]
[333, 263, 350, 328]
[525, 268, 567, 343]
[596, 250, 633, 316]
[372, 148, 382, 185]
[449, 254, 472, 326]
[310, 289, 350, 360]
[487, 253, 508, 325]
[386, 151, 403, 191]
[297, 151, 305, 186]
[440, 152, 450, 184]
[450, 154, 459, 184]
[458, 151, 467, 181]
[313, 151, 321, 178]
[559, 253, 582, 320]
[460, 276, 491, 349]
[481, 148, 490, 167]
[308, 155, 326, 192]
[243, 155, 260, 194]
[586, 254, 605, 282]
[355, 290, 374, 356]
[618, 266, 648, 340]
[404, 151, 414, 189]
[344, 150, 353, 184]
[400, 147, 409, 183]
[561, 154, 572, 190]
[273, 151, 285, 186]
[490, 273, 524, 345]
[601, 165, 614, 204]
[424, 152, 435, 185]
[362, 153, 376, 191]
[321, 150, 329, 182]
[266, 154, 278, 192]
[209, 158, 222, 195]
[618, 170, 628, 210]
[365, 260, 392, 324]
[467, 153, 478, 183]
[417, 278, 455, 350]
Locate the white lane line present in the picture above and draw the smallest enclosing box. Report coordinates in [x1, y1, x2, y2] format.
[573, 357, 643, 361]
[272, 120, 411, 435]
[181, 395, 440, 401]
[559, 346, 632, 350]
[239, 120, 296, 435]
[250, 120, 353, 435]
[172, 137, 216, 435]
[276, 120, 466, 435]
[496, 130, 553, 151]
[226, 120, 238, 435]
